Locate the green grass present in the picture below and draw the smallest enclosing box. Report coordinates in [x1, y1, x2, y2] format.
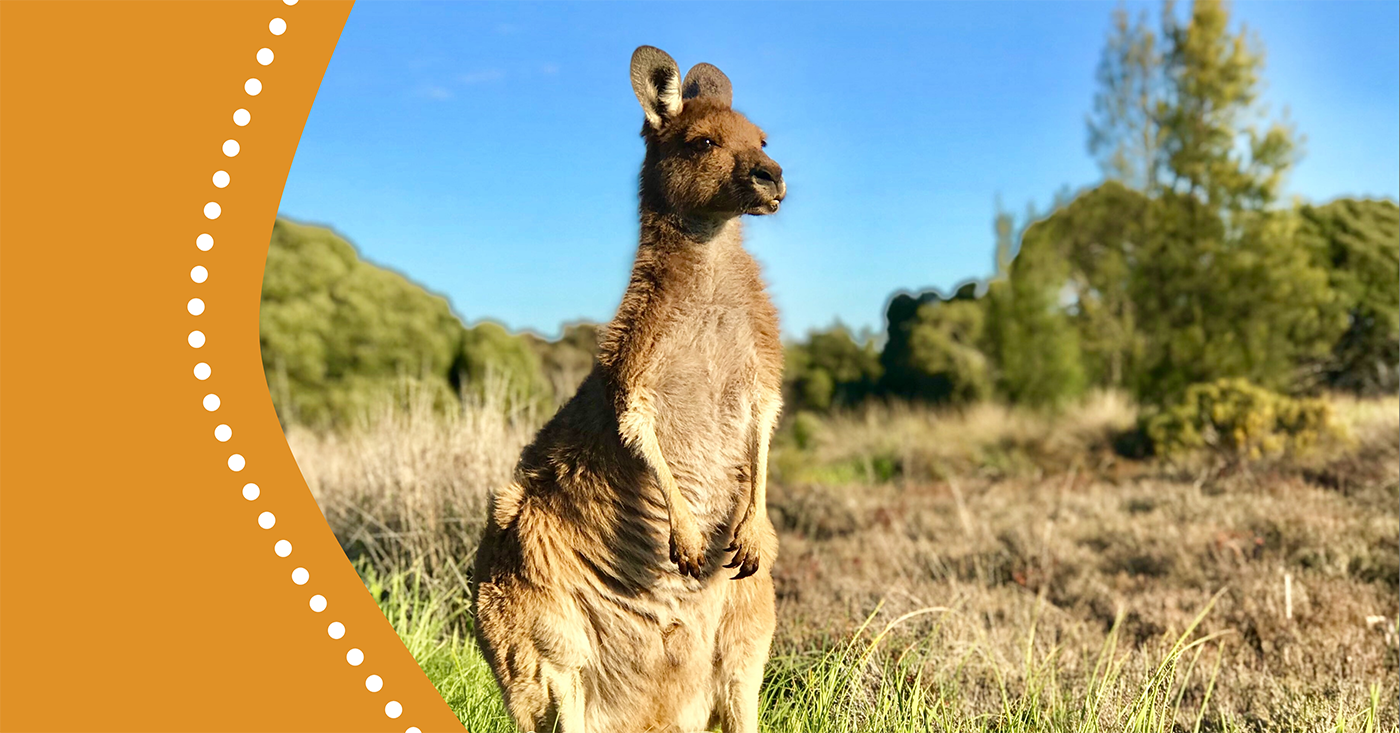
[362, 563, 1387, 733]
[361, 562, 515, 732]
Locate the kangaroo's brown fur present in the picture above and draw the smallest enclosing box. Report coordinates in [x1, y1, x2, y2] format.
[471, 46, 787, 733]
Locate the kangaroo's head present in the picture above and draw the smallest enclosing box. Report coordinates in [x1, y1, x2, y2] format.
[631, 46, 786, 219]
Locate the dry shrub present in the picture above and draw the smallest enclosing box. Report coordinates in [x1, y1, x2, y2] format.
[765, 393, 1399, 731]
[773, 389, 1138, 484]
[287, 380, 541, 591]
[1145, 379, 1338, 461]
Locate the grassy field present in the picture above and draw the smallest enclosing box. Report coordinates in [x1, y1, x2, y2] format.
[289, 390, 1399, 732]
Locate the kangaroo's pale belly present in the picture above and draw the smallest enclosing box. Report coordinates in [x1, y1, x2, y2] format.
[653, 302, 759, 528]
[574, 568, 734, 732]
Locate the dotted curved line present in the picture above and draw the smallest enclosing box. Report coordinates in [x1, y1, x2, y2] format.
[190, 3, 418, 730]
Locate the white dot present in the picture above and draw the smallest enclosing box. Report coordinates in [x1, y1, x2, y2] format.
[188, 331, 206, 348]
[407, 728, 422, 733]
[257, 48, 274, 65]
[214, 424, 232, 442]
[242, 483, 260, 500]
[213, 170, 230, 188]
[233, 109, 250, 126]
[275, 540, 292, 557]
[258, 511, 276, 529]
[228, 454, 245, 472]
[203, 202, 221, 219]
[191, 265, 208, 283]
[194, 362, 211, 380]
[365, 675, 383, 693]
[222, 139, 240, 157]
[203, 394, 220, 411]
[283, 0, 298, 6]
[244, 78, 262, 96]
[197, 233, 214, 251]
[385, 701, 402, 719]
[346, 647, 363, 665]
[294, 567, 311, 586]
[270, 18, 287, 35]
[187, 298, 205, 316]
[311, 595, 328, 613]
[327, 621, 345, 639]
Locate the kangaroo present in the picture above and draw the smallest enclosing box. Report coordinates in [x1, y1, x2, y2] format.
[471, 46, 786, 733]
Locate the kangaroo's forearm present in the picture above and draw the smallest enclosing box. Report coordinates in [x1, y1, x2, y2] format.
[744, 435, 769, 522]
[618, 389, 692, 526]
[743, 399, 781, 523]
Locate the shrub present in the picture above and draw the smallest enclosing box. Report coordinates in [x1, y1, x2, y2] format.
[789, 411, 824, 452]
[1145, 378, 1335, 460]
[883, 283, 1003, 405]
[261, 218, 467, 427]
[785, 325, 882, 412]
[525, 322, 599, 403]
[262, 218, 554, 426]
[905, 298, 993, 404]
[453, 321, 551, 410]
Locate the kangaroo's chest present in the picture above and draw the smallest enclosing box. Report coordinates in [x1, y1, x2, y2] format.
[666, 298, 753, 377]
[655, 300, 756, 420]
[649, 295, 769, 493]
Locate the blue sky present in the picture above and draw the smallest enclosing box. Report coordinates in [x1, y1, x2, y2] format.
[279, 1, 1400, 340]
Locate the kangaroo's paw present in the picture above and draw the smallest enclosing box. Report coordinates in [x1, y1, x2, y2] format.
[724, 518, 763, 580]
[669, 520, 706, 579]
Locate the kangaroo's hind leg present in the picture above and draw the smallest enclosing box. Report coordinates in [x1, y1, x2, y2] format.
[713, 568, 775, 733]
[472, 625, 550, 731]
[476, 609, 589, 732]
[543, 663, 587, 732]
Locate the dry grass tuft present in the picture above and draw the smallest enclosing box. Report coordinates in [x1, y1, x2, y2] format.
[766, 392, 1398, 730]
[288, 382, 539, 591]
[774, 390, 1140, 486]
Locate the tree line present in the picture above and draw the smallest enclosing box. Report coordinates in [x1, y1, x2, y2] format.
[261, 0, 1397, 434]
[788, 0, 1398, 417]
[260, 218, 583, 427]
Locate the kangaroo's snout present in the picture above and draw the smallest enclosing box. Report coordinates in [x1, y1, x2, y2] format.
[751, 162, 785, 203]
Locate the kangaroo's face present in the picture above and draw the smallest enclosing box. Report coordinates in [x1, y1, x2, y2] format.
[631, 46, 786, 218]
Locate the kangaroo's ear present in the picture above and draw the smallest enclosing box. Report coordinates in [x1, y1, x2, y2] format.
[682, 63, 732, 107]
[631, 46, 683, 132]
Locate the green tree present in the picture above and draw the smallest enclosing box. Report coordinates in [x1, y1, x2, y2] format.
[1297, 199, 1400, 394]
[882, 283, 975, 403]
[889, 204, 1090, 409]
[983, 218, 1087, 408]
[1012, 182, 1150, 389]
[1091, 0, 1299, 209]
[525, 322, 600, 403]
[1159, 0, 1298, 211]
[1130, 194, 1342, 400]
[1088, 3, 1167, 193]
[1079, 0, 1341, 404]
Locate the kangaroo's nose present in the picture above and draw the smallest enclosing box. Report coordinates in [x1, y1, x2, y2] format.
[751, 163, 784, 200]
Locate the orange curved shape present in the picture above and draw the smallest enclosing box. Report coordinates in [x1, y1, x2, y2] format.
[0, 2, 465, 731]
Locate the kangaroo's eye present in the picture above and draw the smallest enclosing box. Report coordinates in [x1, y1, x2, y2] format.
[761, 139, 768, 148]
